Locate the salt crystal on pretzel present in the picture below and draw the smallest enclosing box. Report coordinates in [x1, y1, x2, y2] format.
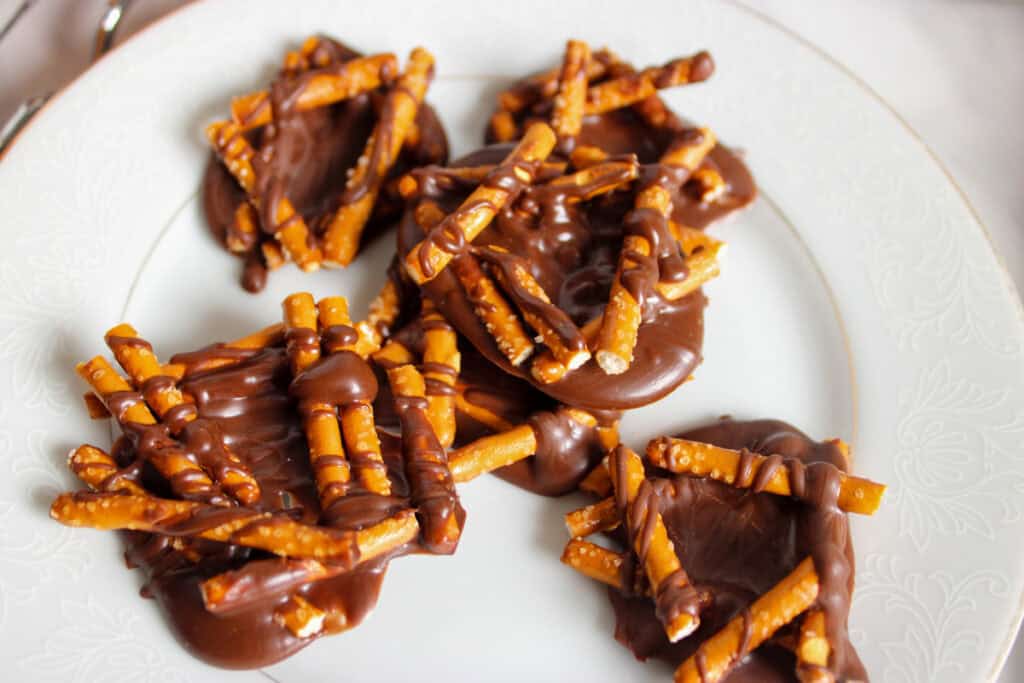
[404, 121, 557, 284]
[50, 491, 419, 566]
[646, 436, 886, 515]
[561, 538, 626, 590]
[476, 245, 591, 371]
[322, 48, 435, 267]
[610, 445, 700, 642]
[76, 356, 223, 502]
[550, 39, 591, 148]
[594, 183, 673, 375]
[674, 557, 820, 683]
[584, 51, 715, 115]
[230, 54, 398, 132]
[387, 364, 465, 554]
[420, 300, 460, 448]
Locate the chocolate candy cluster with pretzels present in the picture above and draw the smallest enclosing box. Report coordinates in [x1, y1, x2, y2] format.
[203, 36, 448, 291]
[46, 35, 889, 681]
[397, 40, 754, 410]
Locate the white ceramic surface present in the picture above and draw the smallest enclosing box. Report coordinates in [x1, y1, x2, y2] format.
[0, 1, 1022, 681]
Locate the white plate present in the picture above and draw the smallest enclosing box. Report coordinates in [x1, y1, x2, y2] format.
[1, 1, 1022, 681]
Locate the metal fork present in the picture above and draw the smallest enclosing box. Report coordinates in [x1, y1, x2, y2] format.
[0, 0, 133, 156]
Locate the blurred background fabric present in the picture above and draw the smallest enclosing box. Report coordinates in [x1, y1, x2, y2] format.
[2, 0, 1022, 678]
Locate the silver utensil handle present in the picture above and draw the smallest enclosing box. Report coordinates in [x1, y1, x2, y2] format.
[1, 0, 133, 157]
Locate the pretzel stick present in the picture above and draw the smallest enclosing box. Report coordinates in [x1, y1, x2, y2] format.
[691, 167, 727, 203]
[318, 296, 391, 496]
[594, 183, 672, 375]
[454, 253, 536, 367]
[488, 110, 519, 143]
[654, 239, 725, 301]
[205, 121, 321, 271]
[565, 496, 619, 537]
[561, 538, 625, 589]
[230, 54, 398, 131]
[404, 122, 557, 284]
[82, 392, 111, 419]
[569, 145, 609, 170]
[674, 557, 820, 683]
[68, 444, 145, 496]
[478, 245, 591, 370]
[262, 240, 286, 270]
[646, 437, 885, 515]
[226, 201, 259, 253]
[388, 364, 464, 554]
[200, 558, 331, 613]
[282, 36, 328, 75]
[797, 609, 834, 683]
[76, 356, 222, 502]
[372, 339, 415, 369]
[105, 324, 261, 505]
[275, 595, 327, 638]
[353, 278, 401, 358]
[543, 158, 639, 202]
[163, 323, 284, 378]
[496, 51, 612, 114]
[660, 126, 717, 169]
[420, 301, 460, 448]
[323, 48, 434, 267]
[578, 457, 612, 497]
[585, 51, 714, 115]
[50, 491, 418, 565]
[530, 315, 603, 384]
[550, 39, 591, 144]
[412, 199, 534, 367]
[397, 161, 567, 199]
[611, 445, 699, 642]
[453, 382, 515, 433]
[283, 293, 351, 506]
[449, 424, 536, 484]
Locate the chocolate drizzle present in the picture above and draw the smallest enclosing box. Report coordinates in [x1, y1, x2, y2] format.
[609, 418, 867, 682]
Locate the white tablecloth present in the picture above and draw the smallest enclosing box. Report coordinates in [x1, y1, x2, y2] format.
[2, 0, 1022, 678]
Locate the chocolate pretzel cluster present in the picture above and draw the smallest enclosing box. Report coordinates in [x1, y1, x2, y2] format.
[48, 36, 885, 681]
